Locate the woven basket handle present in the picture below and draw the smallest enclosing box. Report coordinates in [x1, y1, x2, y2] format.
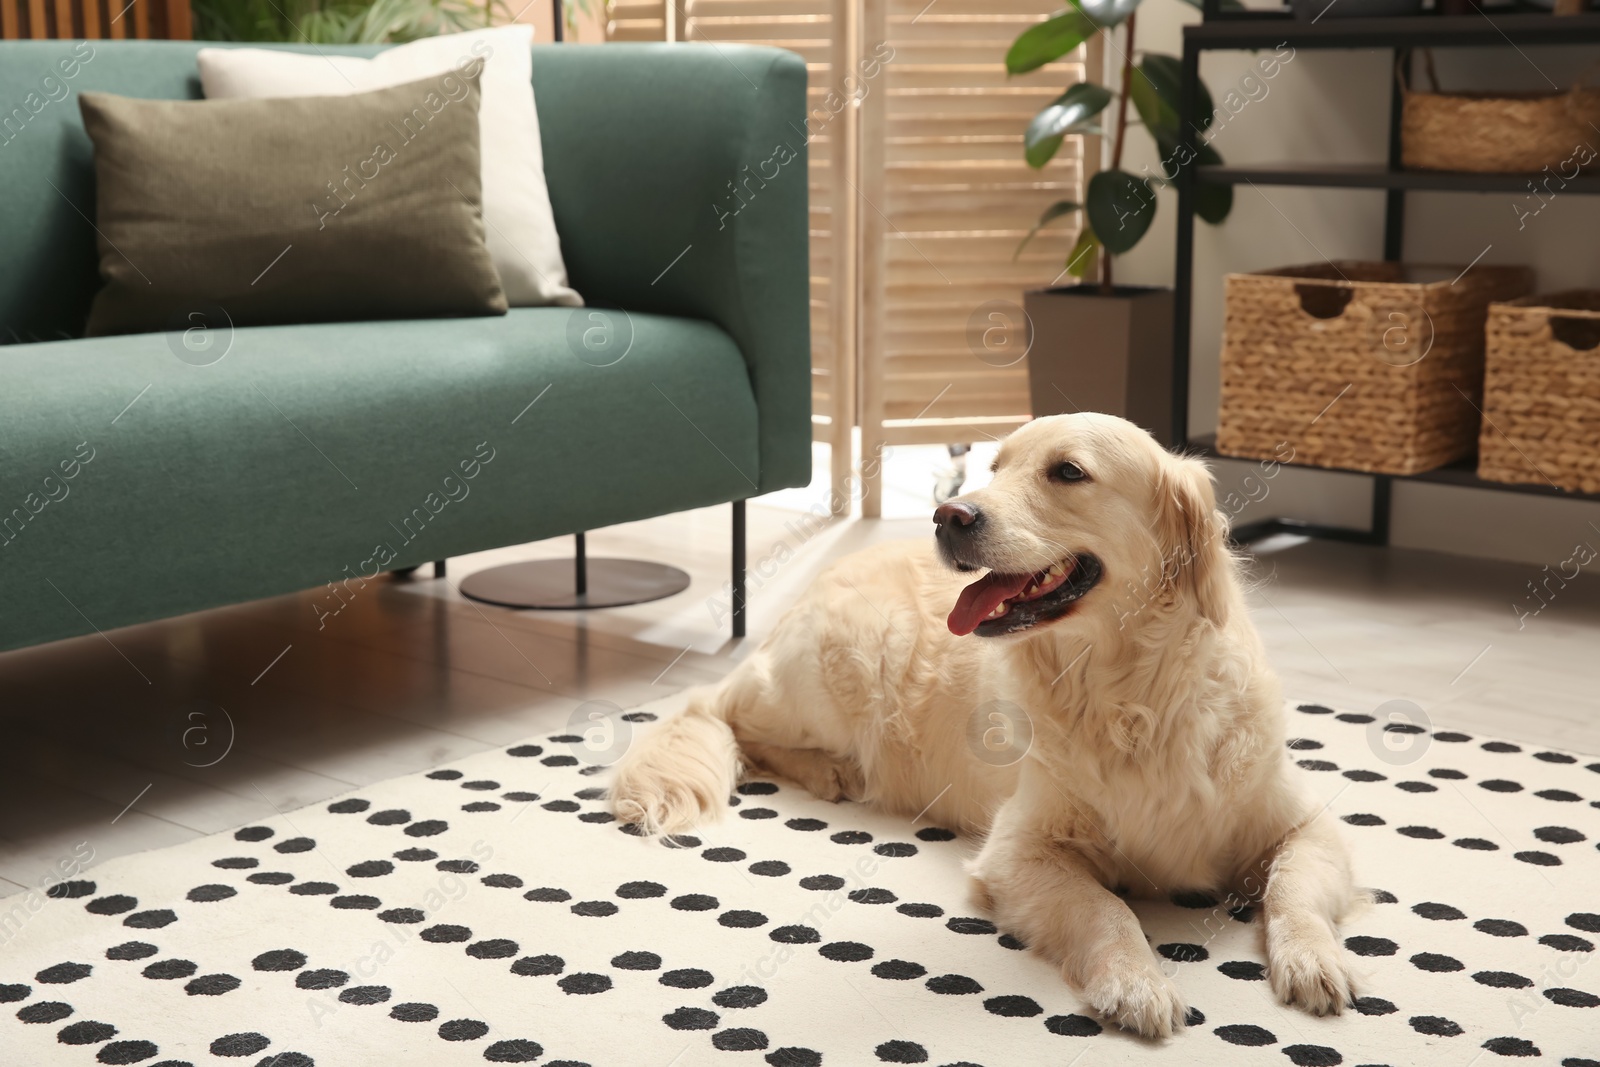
[1294, 284, 1354, 320]
[1550, 314, 1600, 352]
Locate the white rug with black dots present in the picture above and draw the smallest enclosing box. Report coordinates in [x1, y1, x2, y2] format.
[2, 696, 1598, 1067]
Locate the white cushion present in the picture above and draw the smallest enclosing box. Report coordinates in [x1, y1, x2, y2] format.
[198, 26, 581, 308]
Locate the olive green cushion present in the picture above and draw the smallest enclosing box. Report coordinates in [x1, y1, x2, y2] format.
[79, 72, 506, 337]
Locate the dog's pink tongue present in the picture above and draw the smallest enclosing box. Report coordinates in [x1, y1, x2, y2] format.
[948, 571, 1033, 636]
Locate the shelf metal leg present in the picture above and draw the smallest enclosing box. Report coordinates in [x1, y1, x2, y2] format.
[732, 499, 747, 639]
[1171, 39, 1201, 450]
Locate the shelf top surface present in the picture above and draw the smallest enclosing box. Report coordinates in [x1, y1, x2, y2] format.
[1196, 162, 1600, 193]
[1187, 11, 1600, 48]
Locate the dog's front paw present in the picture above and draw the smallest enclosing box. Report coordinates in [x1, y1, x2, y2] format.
[1268, 921, 1357, 1015]
[1078, 954, 1188, 1039]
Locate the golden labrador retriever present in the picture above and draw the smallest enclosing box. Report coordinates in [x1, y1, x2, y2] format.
[611, 412, 1360, 1038]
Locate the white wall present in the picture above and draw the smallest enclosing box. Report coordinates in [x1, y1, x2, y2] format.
[1115, 3, 1600, 567]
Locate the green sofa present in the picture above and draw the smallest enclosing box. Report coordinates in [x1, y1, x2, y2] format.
[0, 39, 811, 653]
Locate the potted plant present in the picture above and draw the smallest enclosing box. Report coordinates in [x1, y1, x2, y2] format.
[1009, 0, 1234, 445]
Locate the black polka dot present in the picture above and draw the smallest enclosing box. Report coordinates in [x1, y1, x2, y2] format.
[1543, 987, 1600, 1007]
[1171, 891, 1219, 909]
[511, 956, 564, 977]
[770, 926, 820, 944]
[1219, 961, 1265, 980]
[405, 820, 448, 837]
[871, 960, 927, 980]
[1287, 737, 1323, 750]
[926, 974, 982, 995]
[1229, 905, 1255, 922]
[1482, 741, 1521, 753]
[290, 882, 337, 896]
[819, 941, 873, 962]
[367, 809, 410, 825]
[1433, 731, 1471, 742]
[897, 903, 943, 918]
[1398, 825, 1444, 840]
[998, 934, 1027, 950]
[1480, 779, 1522, 793]
[874, 842, 918, 858]
[341, 986, 391, 1005]
[275, 837, 316, 853]
[750, 861, 791, 877]
[1535, 750, 1577, 763]
[440, 1018, 490, 1041]
[738, 781, 778, 795]
[59, 1020, 117, 1043]
[1535, 826, 1586, 844]
[1283, 1045, 1342, 1066]
[379, 908, 425, 924]
[18, 1001, 72, 1023]
[1472, 970, 1532, 989]
[211, 857, 257, 869]
[525, 888, 571, 903]
[830, 830, 871, 845]
[1455, 838, 1499, 851]
[482, 874, 524, 889]
[247, 872, 293, 885]
[984, 994, 1042, 1017]
[704, 847, 747, 863]
[346, 860, 394, 879]
[799, 875, 844, 892]
[1298, 759, 1338, 772]
[142, 959, 197, 980]
[741, 808, 779, 821]
[539, 801, 575, 813]
[106, 942, 158, 961]
[660, 968, 714, 989]
[468, 940, 520, 960]
[611, 951, 661, 970]
[947, 917, 997, 935]
[1044, 1013, 1101, 1036]
[296, 969, 350, 990]
[329, 797, 373, 812]
[718, 910, 767, 928]
[462, 779, 500, 791]
[252, 949, 306, 972]
[422, 925, 472, 943]
[786, 819, 827, 832]
[331, 895, 381, 910]
[575, 786, 607, 800]
[391, 1003, 439, 1022]
[1481, 1036, 1539, 1056]
[578, 811, 615, 824]
[186, 973, 240, 996]
[1297, 703, 1334, 714]
[916, 827, 957, 842]
[850, 888, 897, 905]
[97, 1039, 158, 1063]
[1540, 933, 1592, 951]
[1396, 781, 1437, 793]
[438, 859, 479, 874]
[541, 755, 578, 768]
[504, 792, 542, 803]
[1343, 769, 1386, 782]
[234, 825, 276, 842]
[874, 1040, 927, 1063]
[1429, 768, 1468, 779]
[1158, 943, 1208, 962]
[36, 962, 92, 984]
[87, 895, 136, 915]
[617, 881, 666, 899]
[1336, 713, 1373, 724]
[1411, 952, 1463, 972]
[713, 986, 769, 1008]
[1515, 851, 1562, 866]
[1342, 814, 1385, 826]
[1569, 913, 1600, 933]
[506, 745, 543, 758]
[1355, 996, 1396, 1015]
[209, 1031, 271, 1055]
[557, 973, 612, 995]
[573, 900, 619, 917]
[671, 893, 718, 911]
[122, 909, 176, 929]
[484, 1039, 545, 1063]
[1414, 902, 1465, 920]
[1215, 1024, 1276, 1046]
[765, 1048, 823, 1067]
[714, 1028, 769, 1052]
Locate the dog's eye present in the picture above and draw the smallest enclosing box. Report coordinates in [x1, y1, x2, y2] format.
[1052, 461, 1088, 484]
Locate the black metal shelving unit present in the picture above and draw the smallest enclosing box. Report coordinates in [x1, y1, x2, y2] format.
[1171, 8, 1600, 545]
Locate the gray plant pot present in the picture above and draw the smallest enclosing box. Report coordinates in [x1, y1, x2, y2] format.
[1022, 284, 1175, 446]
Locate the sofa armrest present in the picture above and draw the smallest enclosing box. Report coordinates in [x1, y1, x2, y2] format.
[530, 43, 812, 495]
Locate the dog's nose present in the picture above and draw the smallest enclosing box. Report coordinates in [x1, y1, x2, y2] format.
[933, 501, 980, 529]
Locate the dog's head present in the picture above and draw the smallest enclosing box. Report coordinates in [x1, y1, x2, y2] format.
[935, 413, 1233, 639]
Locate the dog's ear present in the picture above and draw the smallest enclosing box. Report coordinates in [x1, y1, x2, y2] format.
[1154, 454, 1233, 627]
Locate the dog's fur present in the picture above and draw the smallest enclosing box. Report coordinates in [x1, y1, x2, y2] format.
[611, 413, 1361, 1038]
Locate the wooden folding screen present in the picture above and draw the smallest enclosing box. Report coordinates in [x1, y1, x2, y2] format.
[1, 0, 190, 38]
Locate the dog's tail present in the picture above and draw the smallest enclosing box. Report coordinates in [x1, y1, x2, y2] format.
[611, 685, 740, 834]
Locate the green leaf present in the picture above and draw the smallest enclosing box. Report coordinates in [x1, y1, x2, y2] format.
[1128, 54, 1215, 140]
[1065, 224, 1101, 280]
[1006, 8, 1100, 75]
[1015, 200, 1084, 259]
[1024, 83, 1114, 168]
[1086, 169, 1157, 256]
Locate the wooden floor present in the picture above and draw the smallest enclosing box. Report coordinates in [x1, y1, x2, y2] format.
[2, 488, 1598, 899]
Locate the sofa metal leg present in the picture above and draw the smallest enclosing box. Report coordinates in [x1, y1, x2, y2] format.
[732, 499, 747, 639]
[433, 560, 446, 579]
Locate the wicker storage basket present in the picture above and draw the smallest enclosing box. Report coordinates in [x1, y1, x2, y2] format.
[1479, 291, 1600, 492]
[1401, 56, 1600, 173]
[1216, 262, 1534, 475]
